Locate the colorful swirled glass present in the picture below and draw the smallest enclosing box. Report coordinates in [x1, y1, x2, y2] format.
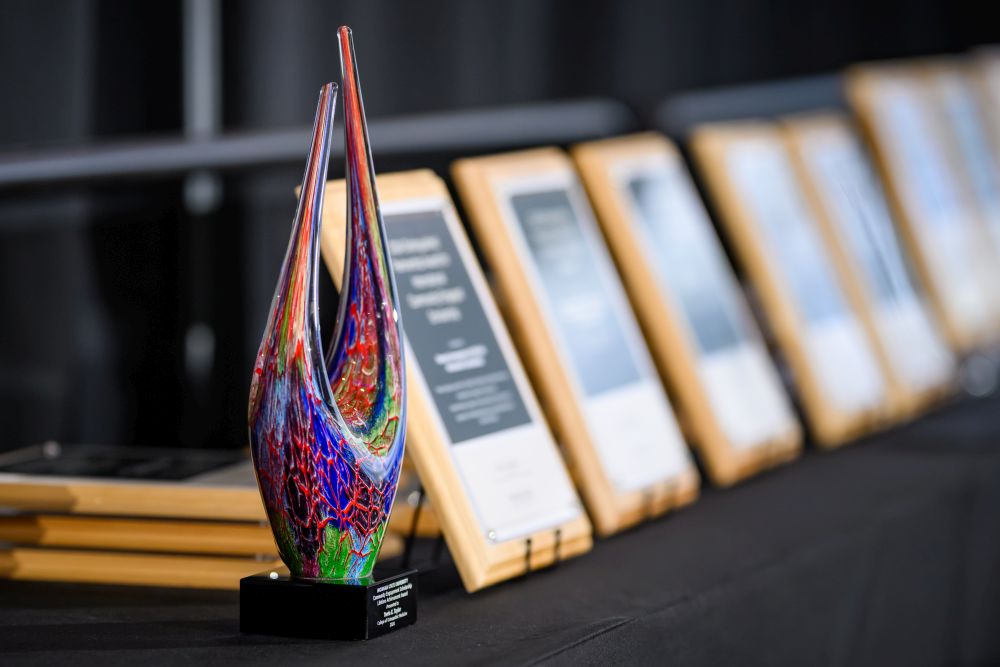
[248, 26, 406, 582]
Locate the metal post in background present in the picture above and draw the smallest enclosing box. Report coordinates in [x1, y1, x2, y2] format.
[182, 0, 222, 442]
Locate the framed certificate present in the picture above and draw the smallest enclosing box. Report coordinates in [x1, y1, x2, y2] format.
[572, 134, 801, 486]
[690, 122, 891, 446]
[318, 170, 591, 592]
[783, 114, 956, 417]
[846, 64, 1000, 351]
[452, 149, 699, 535]
[920, 61, 1000, 280]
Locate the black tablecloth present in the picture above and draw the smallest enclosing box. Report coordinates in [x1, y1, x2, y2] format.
[3, 396, 999, 666]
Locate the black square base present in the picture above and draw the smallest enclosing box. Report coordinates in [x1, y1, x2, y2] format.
[240, 568, 418, 640]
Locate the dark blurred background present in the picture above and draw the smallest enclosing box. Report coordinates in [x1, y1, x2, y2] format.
[1, 0, 997, 453]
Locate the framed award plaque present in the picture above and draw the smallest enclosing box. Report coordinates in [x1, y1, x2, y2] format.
[919, 61, 1000, 276]
[319, 170, 592, 592]
[572, 134, 801, 486]
[783, 114, 956, 417]
[846, 64, 1000, 351]
[451, 148, 699, 535]
[690, 122, 891, 446]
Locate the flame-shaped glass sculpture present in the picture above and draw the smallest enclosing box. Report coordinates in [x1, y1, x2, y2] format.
[248, 27, 406, 582]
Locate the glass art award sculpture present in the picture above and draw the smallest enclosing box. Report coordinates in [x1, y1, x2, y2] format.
[242, 26, 414, 640]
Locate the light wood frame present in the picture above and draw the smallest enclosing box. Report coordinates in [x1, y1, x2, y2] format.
[918, 58, 1000, 300]
[0, 548, 281, 590]
[318, 169, 592, 592]
[572, 133, 801, 485]
[781, 113, 957, 418]
[0, 514, 277, 556]
[0, 471, 266, 521]
[451, 148, 700, 533]
[0, 518, 400, 590]
[690, 122, 892, 446]
[845, 62, 1000, 352]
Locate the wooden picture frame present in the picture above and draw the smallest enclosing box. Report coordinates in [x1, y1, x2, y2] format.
[690, 121, 892, 446]
[845, 62, 1000, 352]
[917, 59, 1000, 284]
[0, 514, 276, 555]
[571, 133, 801, 486]
[0, 548, 282, 590]
[782, 113, 957, 418]
[318, 169, 592, 592]
[0, 446, 266, 521]
[451, 148, 699, 534]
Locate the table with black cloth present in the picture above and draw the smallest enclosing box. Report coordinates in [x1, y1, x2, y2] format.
[2, 395, 999, 666]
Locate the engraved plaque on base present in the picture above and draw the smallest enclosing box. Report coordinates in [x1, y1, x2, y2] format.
[240, 568, 417, 640]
